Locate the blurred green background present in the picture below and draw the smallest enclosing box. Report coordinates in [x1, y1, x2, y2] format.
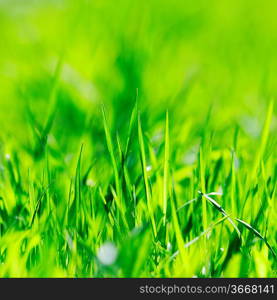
[1, 0, 277, 142]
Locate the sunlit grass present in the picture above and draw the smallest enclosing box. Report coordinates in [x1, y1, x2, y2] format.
[0, 0, 276, 278]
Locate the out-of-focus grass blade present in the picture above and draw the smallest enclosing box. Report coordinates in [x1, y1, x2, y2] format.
[124, 97, 138, 158]
[43, 55, 64, 136]
[251, 99, 274, 180]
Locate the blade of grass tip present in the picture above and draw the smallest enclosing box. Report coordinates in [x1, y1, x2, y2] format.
[199, 147, 208, 231]
[101, 105, 122, 207]
[177, 190, 220, 212]
[65, 178, 73, 228]
[207, 192, 223, 196]
[177, 197, 198, 212]
[99, 187, 107, 206]
[233, 125, 239, 152]
[251, 99, 274, 181]
[236, 218, 276, 258]
[163, 111, 169, 226]
[138, 113, 157, 237]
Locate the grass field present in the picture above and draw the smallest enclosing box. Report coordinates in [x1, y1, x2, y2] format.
[0, 0, 276, 277]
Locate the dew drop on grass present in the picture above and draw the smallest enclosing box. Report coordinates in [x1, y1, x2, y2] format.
[97, 242, 118, 266]
[146, 165, 152, 172]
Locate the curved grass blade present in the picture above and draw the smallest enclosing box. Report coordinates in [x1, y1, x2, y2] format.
[199, 191, 241, 239]
[236, 218, 276, 258]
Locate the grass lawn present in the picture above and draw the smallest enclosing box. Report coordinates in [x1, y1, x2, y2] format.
[0, 0, 276, 277]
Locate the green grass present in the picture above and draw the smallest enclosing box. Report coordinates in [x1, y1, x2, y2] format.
[0, 0, 276, 277]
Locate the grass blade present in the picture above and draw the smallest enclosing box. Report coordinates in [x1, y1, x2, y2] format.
[163, 111, 170, 226]
[138, 113, 157, 237]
